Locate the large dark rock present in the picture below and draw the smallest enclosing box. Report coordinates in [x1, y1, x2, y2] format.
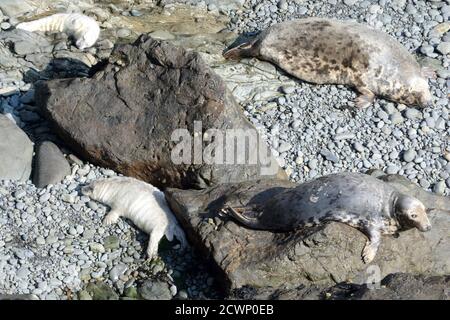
[165, 174, 449, 294]
[35, 35, 286, 189]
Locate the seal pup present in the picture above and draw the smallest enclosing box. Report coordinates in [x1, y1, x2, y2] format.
[81, 176, 187, 260]
[223, 18, 434, 108]
[224, 172, 431, 263]
[16, 13, 100, 49]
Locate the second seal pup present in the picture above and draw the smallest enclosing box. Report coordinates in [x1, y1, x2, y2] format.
[224, 18, 434, 108]
[82, 176, 187, 259]
[16, 13, 100, 49]
[224, 172, 431, 263]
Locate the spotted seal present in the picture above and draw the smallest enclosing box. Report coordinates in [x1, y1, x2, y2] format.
[223, 18, 434, 108]
[224, 172, 431, 263]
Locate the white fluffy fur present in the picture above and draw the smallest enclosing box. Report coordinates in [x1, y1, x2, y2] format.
[16, 13, 100, 49]
[81, 176, 187, 259]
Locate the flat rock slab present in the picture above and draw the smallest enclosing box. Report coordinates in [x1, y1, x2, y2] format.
[0, 115, 34, 181]
[165, 175, 450, 293]
[0, 0, 34, 17]
[36, 35, 286, 189]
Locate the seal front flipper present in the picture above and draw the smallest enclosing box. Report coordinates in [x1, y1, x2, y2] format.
[361, 226, 381, 264]
[103, 208, 122, 225]
[354, 87, 375, 109]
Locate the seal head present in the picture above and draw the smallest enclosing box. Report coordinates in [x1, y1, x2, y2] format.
[395, 195, 431, 232]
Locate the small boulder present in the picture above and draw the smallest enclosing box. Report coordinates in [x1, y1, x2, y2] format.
[32, 141, 71, 188]
[138, 280, 172, 300]
[0, 114, 33, 181]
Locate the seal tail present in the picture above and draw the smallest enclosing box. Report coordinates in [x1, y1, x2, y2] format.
[223, 206, 262, 229]
[223, 40, 258, 60]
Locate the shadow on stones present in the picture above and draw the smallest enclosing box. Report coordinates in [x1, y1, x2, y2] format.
[23, 57, 107, 83]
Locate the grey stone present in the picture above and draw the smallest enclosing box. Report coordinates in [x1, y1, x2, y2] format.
[32, 141, 71, 188]
[0, 115, 33, 181]
[433, 181, 446, 195]
[85, 282, 119, 300]
[403, 149, 416, 162]
[109, 264, 128, 282]
[436, 42, 450, 55]
[138, 280, 172, 300]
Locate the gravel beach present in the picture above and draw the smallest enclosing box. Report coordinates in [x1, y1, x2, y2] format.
[0, 0, 448, 300]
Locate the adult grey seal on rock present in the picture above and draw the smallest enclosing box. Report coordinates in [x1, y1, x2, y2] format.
[224, 172, 431, 263]
[223, 18, 434, 108]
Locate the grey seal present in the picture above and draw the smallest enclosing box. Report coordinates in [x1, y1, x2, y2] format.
[223, 18, 434, 108]
[224, 172, 431, 263]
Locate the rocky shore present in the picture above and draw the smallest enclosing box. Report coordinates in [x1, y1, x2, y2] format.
[0, 0, 449, 300]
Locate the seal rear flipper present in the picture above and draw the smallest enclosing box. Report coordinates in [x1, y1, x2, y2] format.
[166, 224, 188, 249]
[223, 206, 262, 229]
[223, 40, 259, 60]
[361, 227, 381, 264]
[354, 87, 375, 109]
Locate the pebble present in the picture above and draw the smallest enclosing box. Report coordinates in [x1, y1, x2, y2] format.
[403, 149, 417, 162]
[109, 264, 128, 282]
[433, 180, 446, 195]
[436, 42, 450, 55]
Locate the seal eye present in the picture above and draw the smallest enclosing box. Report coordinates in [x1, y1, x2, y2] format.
[411, 214, 417, 219]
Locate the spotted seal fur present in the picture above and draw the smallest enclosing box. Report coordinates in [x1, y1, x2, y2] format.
[223, 18, 434, 108]
[223, 172, 431, 263]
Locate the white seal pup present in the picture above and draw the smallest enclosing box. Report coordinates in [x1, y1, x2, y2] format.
[224, 172, 431, 264]
[16, 13, 100, 50]
[81, 176, 187, 259]
[224, 18, 434, 108]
